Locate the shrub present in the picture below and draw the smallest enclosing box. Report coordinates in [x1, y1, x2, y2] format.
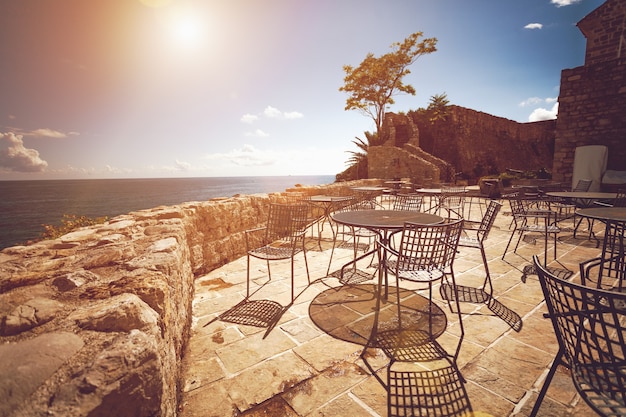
[37, 214, 108, 241]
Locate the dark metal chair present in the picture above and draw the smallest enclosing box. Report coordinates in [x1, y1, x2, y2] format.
[379, 219, 465, 360]
[392, 193, 424, 211]
[531, 255, 626, 417]
[580, 219, 626, 291]
[245, 203, 310, 303]
[366, 220, 470, 416]
[439, 185, 465, 220]
[453, 200, 502, 298]
[503, 197, 560, 266]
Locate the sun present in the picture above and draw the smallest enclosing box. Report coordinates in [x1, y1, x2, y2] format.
[169, 11, 205, 48]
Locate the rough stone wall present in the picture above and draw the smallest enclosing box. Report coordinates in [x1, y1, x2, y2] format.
[412, 106, 556, 179]
[367, 145, 443, 185]
[552, 0, 626, 186]
[0, 180, 370, 417]
[578, 0, 626, 66]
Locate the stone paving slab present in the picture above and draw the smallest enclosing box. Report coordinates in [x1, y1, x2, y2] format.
[180, 202, 606, 416]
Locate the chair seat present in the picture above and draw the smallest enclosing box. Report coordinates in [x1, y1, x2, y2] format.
[387, 260, 445, 283]
[519, 224, 560, 234]
[249, 243, 302, 260]
[458, 236, 481, 249]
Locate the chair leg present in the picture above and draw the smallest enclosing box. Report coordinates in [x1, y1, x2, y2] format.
[479, 245, 493, 297]
[502, 227, 517, 260]
[530, 350, 564, 417]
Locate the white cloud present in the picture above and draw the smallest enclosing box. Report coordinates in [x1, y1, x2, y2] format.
[283, 111, 304, 119]
[204, 144, 276, 167]
[240, 114, 258, 124]
[264, 106, 283, 118]
[524, 23, 543, 30]
[245, 129, 270, 137]
[551, 0, 581, 7]
[175, 159, 191, 170]
[520, 96, 557, 107]
[28, 128, 68, 138]
[519, 97, 544, 107]
[242, 105, 304, 122]
[528, 102, 559, 122]
[0, 132, 48, 172]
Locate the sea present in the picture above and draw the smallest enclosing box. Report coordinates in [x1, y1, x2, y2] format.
[0, 175, 335, 250]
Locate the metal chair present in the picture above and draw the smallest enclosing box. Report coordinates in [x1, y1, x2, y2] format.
[392, 193, 423, 211]
[580, 219, 626, 291]
[443, 200, 502, 302]
[245, 203, 310, 303]
[379, 219, 465, 359]
[502, 197, 560, 266]
[531, 256, 626, 417]
[439, 185, 465, 219]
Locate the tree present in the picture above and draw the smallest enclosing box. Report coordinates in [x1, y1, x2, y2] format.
[345, 131, 380, 179]
[339, 32, 437, 138]
[427, 92, 450, 124]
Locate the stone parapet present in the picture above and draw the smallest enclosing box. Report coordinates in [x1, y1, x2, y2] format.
[0, 180, 369, 416]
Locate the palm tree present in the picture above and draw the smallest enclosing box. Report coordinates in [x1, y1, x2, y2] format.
[345, 131, 381, 179]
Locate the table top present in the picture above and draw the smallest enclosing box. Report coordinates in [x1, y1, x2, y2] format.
[332, 209, 443, 230]
[415, 188, 469, 194]
[576, 207, 626, 222]
[308, 195, 353, 203]
[350, 186, 387, 192]
[546, 191, 617, 199]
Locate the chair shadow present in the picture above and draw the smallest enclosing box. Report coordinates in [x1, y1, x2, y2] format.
[440, 283, 523, 332]
[204, 298, 287, 339]
[387, 364, 473, 417]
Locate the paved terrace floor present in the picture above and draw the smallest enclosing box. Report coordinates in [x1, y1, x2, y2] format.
[179, 199, 607, 417]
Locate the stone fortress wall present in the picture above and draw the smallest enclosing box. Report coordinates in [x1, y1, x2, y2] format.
[0, 179, 375, 417]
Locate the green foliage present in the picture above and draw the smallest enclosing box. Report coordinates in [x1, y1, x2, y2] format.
[339, 31, 437, 137]
[426, 92, 450, 124]
[345, 131, 381, 179]
[36, 214, 108, 242]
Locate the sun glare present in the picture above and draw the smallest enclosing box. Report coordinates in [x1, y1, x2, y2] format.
[170, 12, 205, 48]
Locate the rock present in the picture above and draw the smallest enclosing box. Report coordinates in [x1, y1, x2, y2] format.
[1, 297, 64, 336]
[0, 332, 84, 417]
[70, 293, 159, 333]
[52, 269, 99, 292]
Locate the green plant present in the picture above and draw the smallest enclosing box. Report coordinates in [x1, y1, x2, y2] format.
[37, 214, 108, 241]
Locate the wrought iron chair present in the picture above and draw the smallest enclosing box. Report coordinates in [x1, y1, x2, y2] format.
[580, 219, 626, 291]
[550, 178, 593, 230]
[502, 197, 560, 266]
[392, 193, 424, 211]
[245, 203, 310, 303]
[443, 201, 502, 302]
[531, 256, 626, 417]
[378, 219, 465, 360]
[439, 185, 466, 220]
[327, 196, 377, 279]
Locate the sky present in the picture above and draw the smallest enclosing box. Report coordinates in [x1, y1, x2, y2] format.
[0, 0, 606, 180]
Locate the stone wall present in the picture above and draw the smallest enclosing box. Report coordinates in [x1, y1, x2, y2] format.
[0, 180, 371, 417]
[552, 0, 626, 186]
[409, 106, 556, 180]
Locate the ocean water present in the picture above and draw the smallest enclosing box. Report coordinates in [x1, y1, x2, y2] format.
[0, 175, 335, 249]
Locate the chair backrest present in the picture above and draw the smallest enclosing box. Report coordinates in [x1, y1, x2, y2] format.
[613, 189, 626, 207]
[508, 198, 526, 220]
[397, 219, 464, 271]
[572, 179, 593, 192]
[392, 194, 423, 211]
[266, 203, 309, 242]
[533, 256, 626, 416]
[477, 200, 502, 241]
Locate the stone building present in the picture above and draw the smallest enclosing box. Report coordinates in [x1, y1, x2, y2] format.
[362, 0, 625, 186]
[552, 0, 626, 185]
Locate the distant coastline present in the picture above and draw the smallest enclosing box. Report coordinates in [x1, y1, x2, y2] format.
[0, 175, 335, 249]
